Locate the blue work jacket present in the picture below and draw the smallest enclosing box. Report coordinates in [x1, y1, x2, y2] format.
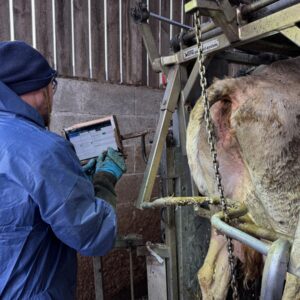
[0, 82, 117, 299]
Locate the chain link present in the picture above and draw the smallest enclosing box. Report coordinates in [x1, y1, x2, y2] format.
[193, 12, 239, 300]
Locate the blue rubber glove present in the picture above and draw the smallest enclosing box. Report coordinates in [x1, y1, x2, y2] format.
[95, 147, 126, 180]
[82, 158, 96, 181]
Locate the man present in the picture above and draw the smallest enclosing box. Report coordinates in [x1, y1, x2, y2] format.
[0, 41, 126, 299]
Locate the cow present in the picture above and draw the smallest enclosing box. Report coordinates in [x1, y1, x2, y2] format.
[186, 57, 300, 299]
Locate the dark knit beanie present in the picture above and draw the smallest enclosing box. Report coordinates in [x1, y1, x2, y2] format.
[0, 41, 57, 95]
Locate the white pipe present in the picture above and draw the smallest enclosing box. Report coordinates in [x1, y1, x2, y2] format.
[52, 0, 57, 70]
[170, 0, 173, 38]
[181, 0, 184, 24]
[88, 0, 93, 78]
[146, 0, 149, 86]
[104, 0, 108, 81]
[159, 0, 162, 85]
[71, 0, 75, 76]
[31, 0, 36, 48]
[119, 0, 123, 83]
[9, 0, 15, 41]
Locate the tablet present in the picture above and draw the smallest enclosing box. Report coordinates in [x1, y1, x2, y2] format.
[63, 115, 122, 162]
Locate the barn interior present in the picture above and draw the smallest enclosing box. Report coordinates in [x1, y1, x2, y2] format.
[0, 0, 300, 299]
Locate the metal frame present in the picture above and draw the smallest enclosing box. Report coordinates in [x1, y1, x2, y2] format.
[132, 1, 300, 299]
[160, 3, 300, 66]
[137, 2, 300, 208]
[212, 210, 291, 300]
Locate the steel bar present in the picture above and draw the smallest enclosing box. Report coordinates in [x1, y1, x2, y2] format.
[181, 22, 217, 40]
[149, 12, 193, 30]
[182, 22, 217, 42]
[136, 66, 181, 207]
[141, 196, 220, 208]
[119, 0, 123, 82]
[239, 3, 300, 41]
[128, 247, 135, 300]
[51, 0, 57, 70]
[241, 0, 279, 15]
[121, 130, 151, 140]
[104, 0, 108, 80]
[211, 212, 270, 255]
[185, 0, 220, 14]
[216, 50, 274, 65]
[9, 0, 14, 41]
[31, 0, 36, 48]
[88, 0, 93, 78]
[138, 23, 166, 73]
[281, 26, 300, 47]
[201, 27, 223, 41]
[70, 0, 75, 76]
[170, 24, 220, 53]
[248, 0, 299, 21]
[260, 239, 290, 300]
[182, 60, 199, 104]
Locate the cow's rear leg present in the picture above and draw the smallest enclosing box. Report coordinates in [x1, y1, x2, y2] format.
[198, 229, 231, 300]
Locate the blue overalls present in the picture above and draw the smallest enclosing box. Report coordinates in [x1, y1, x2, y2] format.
[0, 82, 116, 299]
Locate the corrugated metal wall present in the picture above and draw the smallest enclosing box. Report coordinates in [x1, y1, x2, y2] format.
[0, 0, 191, 88]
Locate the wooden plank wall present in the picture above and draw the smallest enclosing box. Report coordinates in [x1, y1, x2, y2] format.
[0, 0, 188, 88]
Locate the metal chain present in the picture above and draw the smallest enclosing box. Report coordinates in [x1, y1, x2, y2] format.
[193, 12, 239, 300]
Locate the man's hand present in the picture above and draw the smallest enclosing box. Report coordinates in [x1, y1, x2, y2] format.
[95, 147, 126, 181]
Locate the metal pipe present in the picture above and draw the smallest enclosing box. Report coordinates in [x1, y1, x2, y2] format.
[260, 239, 290, 300]
[247, 0, 299, 20]
[121, 130, 151, 140]
[129, 247, 135, 300]
[141, 196, 220, 208]
[146, 0, 150, 86]
[31, 0, 36, 48]
[202, 27, 223, 40]
[51, 0, 57, 70]
[241, 0, 279, 15]
[181, 23, 220, 45]
[104, 0, 108, 81]
[119, 0, 123, 83]
[9, 0, 14, 41]
[211, 212, 270, 255]
[70, 0, 75, 76]
[181, 21, 217, 41]
[170, 0, 174, 38]
[149, 12, 193, 30]
[88, 0, 93, 78]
